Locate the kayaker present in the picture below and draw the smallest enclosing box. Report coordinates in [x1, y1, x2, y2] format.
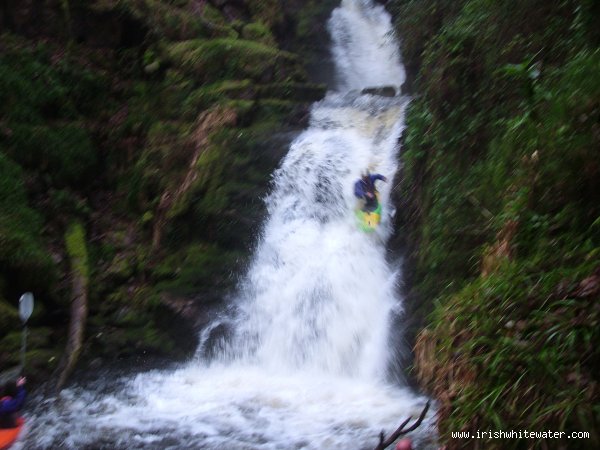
[0, 377, 26, 428]
[354, 171, 387, 211]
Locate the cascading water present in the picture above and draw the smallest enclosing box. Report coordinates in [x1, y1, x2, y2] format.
[225, 97, 406, 378]
[23, 1, 435, 449]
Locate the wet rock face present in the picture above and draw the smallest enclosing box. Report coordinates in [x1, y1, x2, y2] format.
[0, 0, 146, 48]
[72, 11, 147, 48]
[1, 0, 59, 36]
[72, 11, 125, 48]
[208, 0, 249, 23]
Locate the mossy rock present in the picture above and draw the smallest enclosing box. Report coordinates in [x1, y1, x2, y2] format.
[246, 0, 283, 28]
[98, 325, 175, 356]
[89, 281, 196, 359]
[125, 120, 195, 210]
[199, 79, 257, 100]
[104, 252, 136, 283]
[153, 243, 240, 297]
[163, 38, 305, 84]
[241, 22, 276, 46]
[111, 0, 233, 40]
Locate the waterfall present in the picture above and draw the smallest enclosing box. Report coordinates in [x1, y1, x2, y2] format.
[224, 91, 407, 379]
[219, 0, 407, 378]
[329, 0, 405, 91]
[24, 1, 434, 449]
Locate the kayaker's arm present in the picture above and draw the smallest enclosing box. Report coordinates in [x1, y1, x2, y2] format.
[369, 174, 387, 183]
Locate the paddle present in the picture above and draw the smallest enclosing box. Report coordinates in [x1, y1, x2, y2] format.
[0, 293, 34, 385]
[18, 292, 34, 375]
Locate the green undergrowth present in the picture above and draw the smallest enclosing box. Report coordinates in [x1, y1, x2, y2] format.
[0, 153, 55, 299]
[390, 0, 600, 447]
[153, 243, 242, 297]
[93, 0, 233, 40]
[0, 35, 111, 373]
[163, 38, 305, 84]
[428, 261, 599, 446]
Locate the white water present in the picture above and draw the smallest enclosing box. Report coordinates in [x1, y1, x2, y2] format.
[24, 1, 434, 449]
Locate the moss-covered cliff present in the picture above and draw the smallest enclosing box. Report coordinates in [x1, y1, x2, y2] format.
[387, 0, 599, 448]
[0, 0, 338, 384]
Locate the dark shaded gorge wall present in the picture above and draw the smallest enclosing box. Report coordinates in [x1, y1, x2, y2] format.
[0, 0, 338, 385]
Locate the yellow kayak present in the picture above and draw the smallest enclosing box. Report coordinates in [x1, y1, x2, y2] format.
[355, 194, 381, 232]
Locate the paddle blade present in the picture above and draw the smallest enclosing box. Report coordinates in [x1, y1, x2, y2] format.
[19, 292, 34, 322]
[0, 366, 20, 385]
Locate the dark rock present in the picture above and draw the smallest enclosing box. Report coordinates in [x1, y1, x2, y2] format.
[361, 86, 397, 97]
[200, 321, 234, 361]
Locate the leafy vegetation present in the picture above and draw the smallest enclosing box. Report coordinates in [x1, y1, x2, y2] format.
[389, 0, 599, 447]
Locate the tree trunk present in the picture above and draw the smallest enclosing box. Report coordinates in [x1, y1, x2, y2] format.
[55, 222, 89, 391]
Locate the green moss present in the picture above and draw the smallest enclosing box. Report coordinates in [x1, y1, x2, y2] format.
[125, 120, 195, 211]
[182, 80, 256, 112]
[163, 38, 304, 83]
[65, 222, 89, 280]
[107, 0, 227, 40]
[242, 22, 276, 46]
[105, 253, 136, 283]
[0, 327, 59, 370]
[201, 4, 228, 26]
[154, 242, 240, 296]
[98, 325, 175, 356]
[247, 0, 283, 28]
